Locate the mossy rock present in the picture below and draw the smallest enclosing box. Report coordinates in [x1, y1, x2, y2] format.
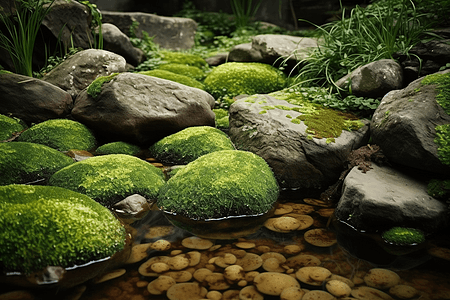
[149, 126, 235, 165]
[160, 51, 208, 69]
[49, 154, 166, 207]
[18, 119, 97, 152]
[0, 142, 74, 185]
[204, 62, 286, 100]
[96, 141, 141, 156]
[139, 69, 205, 90]
[158, 63, 205, 81]
[86, 73, 119, 99]
[157, 150, 279, 221]
[0, 114, 25, 141]
[0, 185, 126, 275]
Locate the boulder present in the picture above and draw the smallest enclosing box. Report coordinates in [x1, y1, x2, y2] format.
[101, 11, 197, 50]
[18, 119, 97, 152]
[149, 126, 235, 165]
[100, 23, 146, 66]
[49, 154, 166, 207]
[0, 184, 126, 287]
[335, 164, 448, 233]
[95, 141, 141, 156]
[0, 142, 74, 185]
[228, 43, 263, 62]
[42, 49, 127, 98]
[335, 59, 404, 98]
[229, 94, 369, 189]
[71, 72, 215, 145]
[371, 70, 450, 175]
[0, 73, 73, 125]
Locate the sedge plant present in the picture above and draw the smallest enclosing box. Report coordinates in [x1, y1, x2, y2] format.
[230, 0, 262, 29]
[0, 0, 56, 76]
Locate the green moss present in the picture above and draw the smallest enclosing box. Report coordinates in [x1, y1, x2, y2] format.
[0, 185, 126, 274]
[49, 154, 165, 207]
[0, 142, 74, 185]
[0, 114, 25, 141]
[421, 72, 450, 115]
[0, 70, 12, 75]
[204, 62, 286, 100]
[160, 51, 208, 69]
[18, 119, 97, 152]
[139, 69, 205, 90]
[213, 109, 229, 129]
[434, 124, 450, 165]
[157, 150, 279, 220]
[259, 110, 267, 114]
[213, 108, 228, 120]
[382, 227, 425, 245]
[149, 126, 235, 165]
[427, 178, 450, 199]
[96, 141, 141, 156]
[158, 63, 205, 81]
[87, 73, 119, 99]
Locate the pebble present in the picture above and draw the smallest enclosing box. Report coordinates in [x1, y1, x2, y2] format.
[253, 272, 301, 296]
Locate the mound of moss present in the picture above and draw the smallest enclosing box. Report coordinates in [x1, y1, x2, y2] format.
[49, 154, 166, 207]
[0, 114, 25, 141]
[160, 51, 208, 69]
[0, 142, 74, 185]
[149, 126, 235, 164]
[382, 227, 425, 246]
[86, 73, 119, 99]
[96, 141, 141, 156]
[18, 119, 97, 152]
[157, 150, 279, 220]
[0, 185, 126, 274]
[139, 69, 205, 90]
[158, 63, 205, 81]
[204, 62, 286, 100]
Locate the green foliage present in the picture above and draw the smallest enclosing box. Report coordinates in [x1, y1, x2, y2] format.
[0, 141, 74, 185]
[435, 124, 450, 166]
[0, 184, 126, 274]
[157, 150, 279, 220]
[87, 73, 119, 98]
[0, 0, 56, 76]
[382, 227, 425, 245]
[18, 119, 97, 152]
[139, 69, 205, 90]
[213, 108, 230, 129]
[427, 178, 450, 199]
[293, 0, 432, 93]
[204, 62, 287, 103]
[0, 114, 25, 141]
[158, 63, 205, 81]
[149, 126, 235, 165]
[80, 0, 103, 49]
[34, 46, 79, 78]
[95, 141, 141, 156]
[230, 0, 262, 29]
[49, 154, 166, 207]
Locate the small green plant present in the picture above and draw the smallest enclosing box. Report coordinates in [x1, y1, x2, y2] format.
[230, 0, 262, 29]
[382, 227, 425, 245]
[80, 0, 103, 49]
[0, 0, 56, 76]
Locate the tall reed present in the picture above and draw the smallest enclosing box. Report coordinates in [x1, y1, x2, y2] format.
[230, 0, 262, 29]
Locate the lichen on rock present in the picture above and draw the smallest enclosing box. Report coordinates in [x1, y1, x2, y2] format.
[0, 185, 126, 274]
[49, 154, 165, 207]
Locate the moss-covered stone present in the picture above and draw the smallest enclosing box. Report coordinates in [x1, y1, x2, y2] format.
[160, 51, 208, 69]
[157, 150, 279, 220]
[0, 114, 25, 141]
[382, 227, 425, 246]
[86, 73, 119, 99]
[0, 185, 126, 274]
[18, 119, 97, 152]
[149, 126, 235, 165]
[96, 141, 141, 156]
[158, 63, 205, 81]
[0, 142, 74, 185]
[139, 69, 205, 90]
[204, 62, 286, 100]
[49, 154, 165, 207]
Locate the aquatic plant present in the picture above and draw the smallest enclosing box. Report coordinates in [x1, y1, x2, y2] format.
[382, 227, 425, 245]
[158, 150, 279, 220]
[0, 184, 126, 274]
[139, 69, 205, 90]
[49, 154, 165, 207]
[149, 126, 235, 165]
[18, 119, 97, 152]
[0, 141, 74, 185]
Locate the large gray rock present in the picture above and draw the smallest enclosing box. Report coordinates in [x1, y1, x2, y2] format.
[229, 95, 369, 189]
[42, 49, 127, 99]
[0, 73, 72, 124]
[100, 23, 146, 66]
[72, 72, 215, 145]
[371, 70, 450, 175]
[335, 59, 404, 98]
[101, 11, 197, 50]
[228, 43, 263, 62]
[335, 164, 448, 233]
